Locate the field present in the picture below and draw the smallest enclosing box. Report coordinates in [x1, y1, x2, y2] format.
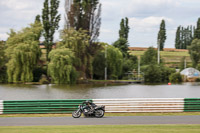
[129, 48, 192, 68]
[0, 125, 200, 133]
[40, 47, 192, 68]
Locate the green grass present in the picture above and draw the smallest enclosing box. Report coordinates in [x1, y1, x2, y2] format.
[1, 112, 200, 117]
[130, 51, 190, 57]
[130, 50, 191, 68]
[0, 125, 200, 133]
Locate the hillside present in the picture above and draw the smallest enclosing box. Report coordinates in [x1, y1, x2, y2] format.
[129, 47, 191, 68]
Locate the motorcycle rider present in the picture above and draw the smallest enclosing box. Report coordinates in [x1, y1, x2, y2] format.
[83, 100, 96, 113]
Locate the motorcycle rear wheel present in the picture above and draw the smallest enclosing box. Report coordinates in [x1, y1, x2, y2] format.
[72, 110, 81, 118]
[95, 109, 104, 118]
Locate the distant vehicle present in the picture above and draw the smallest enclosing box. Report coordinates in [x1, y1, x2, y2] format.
[72, 100, 105, 118]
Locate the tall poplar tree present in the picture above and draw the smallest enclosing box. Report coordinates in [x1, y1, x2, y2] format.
[42, 0, 61, 61]
[175, 25, 194, 49]
[119, 17, 129, 40]
[113, 17, 130, 57]
[175, 26, 181, 49]
[157, 20, 166, 51]
[65, 0, 101, 43]
[65, 0, 102, 79]
[194, 18, 200, 39]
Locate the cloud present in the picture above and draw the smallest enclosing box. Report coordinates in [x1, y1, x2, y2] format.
[0, 0, 65, 41]
[129, 16, 174, 32]
[0, 0, 200, 48]
[0, 33, 8, 40]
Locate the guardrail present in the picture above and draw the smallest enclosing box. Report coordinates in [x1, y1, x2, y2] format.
[2, 99, 90, 114]
[0, 98, 199, 114]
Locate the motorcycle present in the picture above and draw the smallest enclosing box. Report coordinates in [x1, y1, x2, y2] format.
[72, 101, 105, 118]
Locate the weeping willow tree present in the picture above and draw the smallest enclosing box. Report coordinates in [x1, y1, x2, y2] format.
[93, 45, 123, 79]
[48, 48, 77, 84]
[107, 45, 123, 79]
[58, 28, 90, 79]
[5, 22, 42, 83]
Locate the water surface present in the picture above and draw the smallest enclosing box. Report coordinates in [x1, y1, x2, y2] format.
[0, 83, 200, 100]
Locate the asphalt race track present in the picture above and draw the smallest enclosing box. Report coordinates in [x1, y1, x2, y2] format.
[1, 116, 200, 126]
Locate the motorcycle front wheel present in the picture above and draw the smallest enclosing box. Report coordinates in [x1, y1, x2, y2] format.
[95, 109, 104, 118]
[72, 110, 81, 118]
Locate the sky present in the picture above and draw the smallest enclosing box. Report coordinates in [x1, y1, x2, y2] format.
[0, 0, 200, 48]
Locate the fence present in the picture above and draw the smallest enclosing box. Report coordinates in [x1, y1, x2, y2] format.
[0, 98, 200, 114]
[2, 99, 90, 114]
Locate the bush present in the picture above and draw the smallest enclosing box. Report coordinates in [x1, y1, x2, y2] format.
[169, 73, 183, 83]
[143, 65, 162, 83]
[142, 65, 175, 83]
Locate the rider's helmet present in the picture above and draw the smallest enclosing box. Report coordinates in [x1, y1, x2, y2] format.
[85, 100, 92, 105]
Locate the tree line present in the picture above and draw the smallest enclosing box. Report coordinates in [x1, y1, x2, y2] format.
[0, 0, 200, 84]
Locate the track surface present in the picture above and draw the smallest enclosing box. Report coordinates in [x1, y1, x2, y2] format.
[1, 116, 200, 126]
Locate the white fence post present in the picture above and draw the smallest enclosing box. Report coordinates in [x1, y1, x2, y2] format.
[0, 100, 3, 114]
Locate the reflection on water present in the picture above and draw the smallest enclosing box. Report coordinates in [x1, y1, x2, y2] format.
[0, 83, 200, 100]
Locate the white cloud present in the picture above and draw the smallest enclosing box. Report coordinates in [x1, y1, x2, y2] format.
[129, 16, 174, 32]
[1, 0, 200, 48]
[0, 0, 42, 10]
[0, 33, 9, 40]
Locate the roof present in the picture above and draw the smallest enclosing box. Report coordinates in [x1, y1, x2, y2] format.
[180, 68, 200, 78]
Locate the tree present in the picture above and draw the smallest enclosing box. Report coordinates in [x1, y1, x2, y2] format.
[93, 45, 123, 79]
[122, 55, 138, 78]
[48, 48, 77, 84]
[113, 38, 129, 57]
[188, 39, 200, 68]
[157, 20, 166, 51]
[143, 65, 162, 83]
[65, 0, 101, 43]
[113, 17, 130, 57]
[65, 0, 102, 79]
[194, 18, 200, 39]
[59, 28, 90, 79]
[5, 22, 43, 83]
[106, 45, 123, 79]
[142, 64, 175, 83]
[42, 0, 61, 61]
[169, 73, 182, 83]
[0, 41, 7, 82]
[175, 25, 194, 49]
[92, 50, 105, 79]
[35, 15, 41, 23]
[175, 26, 181, 49]
[0, 41, 6, 69]
[141, 47, 158, 65]
[119, 17, 129, 40]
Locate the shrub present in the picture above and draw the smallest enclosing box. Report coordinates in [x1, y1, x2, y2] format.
[169, 73, 183, 83]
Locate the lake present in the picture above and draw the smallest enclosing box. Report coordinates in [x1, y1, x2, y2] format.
[0, 83, 200, 100]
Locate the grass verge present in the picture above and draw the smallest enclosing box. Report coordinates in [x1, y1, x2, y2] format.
[1, 112, 200, 117]
[0, 125, 200, 133]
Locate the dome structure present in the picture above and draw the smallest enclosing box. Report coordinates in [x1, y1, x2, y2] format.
[180, 68, 200, 78]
